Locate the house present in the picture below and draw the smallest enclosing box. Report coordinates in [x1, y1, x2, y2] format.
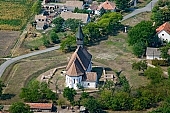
[35, 15, 48, 30]
[60, 11, 90, 23]
[26, 103, 54, 112]
[89, 0, 116, 15]
[156, 22, 170, 42]
[146, 47, 162, 60]
[65, 25, 97, 90]
[65, 1, 83, 9]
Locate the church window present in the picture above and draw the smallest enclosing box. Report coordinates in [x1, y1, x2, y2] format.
[87, 83, 90, 86]
[74, 79, 75, 84]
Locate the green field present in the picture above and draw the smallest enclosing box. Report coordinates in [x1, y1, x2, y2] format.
[0, 0, 34, 30]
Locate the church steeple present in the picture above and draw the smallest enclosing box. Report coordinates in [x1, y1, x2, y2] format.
[76, 24, 84, 48]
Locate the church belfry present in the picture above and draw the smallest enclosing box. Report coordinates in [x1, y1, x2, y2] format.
[76, 24, 84, 48]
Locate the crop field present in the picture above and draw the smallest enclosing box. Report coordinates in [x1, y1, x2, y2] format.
[0, 0, 34, 30]
[0, 31, 20, 57]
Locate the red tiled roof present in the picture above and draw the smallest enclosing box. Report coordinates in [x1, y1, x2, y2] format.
[156, 22, 170, 34]
[98, 0, 116, 10]
[26, 103, 52, 109]
[66, 46, 92, 77]
[85, 72, 97, 82]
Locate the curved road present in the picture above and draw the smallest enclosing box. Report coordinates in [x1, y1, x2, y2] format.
[0, 0, 159, 77]
[122, 0, 158, 21]
[0, 46, 60, 77]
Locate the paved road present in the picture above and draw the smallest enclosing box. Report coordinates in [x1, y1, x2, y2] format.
[0, 45, 60, 77]
[122, 0, 159, 21]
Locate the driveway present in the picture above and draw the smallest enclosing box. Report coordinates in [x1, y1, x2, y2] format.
[122, 0, 159, 21]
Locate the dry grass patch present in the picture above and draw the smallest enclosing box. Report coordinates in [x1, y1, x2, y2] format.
[0, 31, 20, 57]
[122, 12, 151, 27]
[1, 50, 71, 104]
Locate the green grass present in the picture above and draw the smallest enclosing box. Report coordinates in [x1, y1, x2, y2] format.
[24, 37, 44, 49]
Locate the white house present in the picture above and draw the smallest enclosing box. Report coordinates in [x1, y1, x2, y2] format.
[35, 15, 48, 30]
[65, 25, 97, 90]
[146, 47, 162, 60]
[156, 22, 170, 42]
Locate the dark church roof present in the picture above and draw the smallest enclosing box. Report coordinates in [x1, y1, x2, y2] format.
[76, 25, 84, 40]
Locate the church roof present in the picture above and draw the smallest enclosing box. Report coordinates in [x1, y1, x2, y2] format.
[66, 46, 92, 76]
[84, 72, 97, 82]
[76, 25, 84, 40]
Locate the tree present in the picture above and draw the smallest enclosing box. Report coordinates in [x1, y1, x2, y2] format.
[9, 102, 32, 113]
[82, 96, 101, 113]
[128, 21, 156, 46]
[144, 67, 163, 84]
[151, 0, 170, 26]
[52, 17, 65, 33]
[60, 35, 76, 52]
[0, 80, 5, 98]
[64, 19, 82, 32]
[42, 36, 50, 47]
[83, 22, 101, 44]
[110, 92, 132, 110]
[20, 80, 56, 102]
[31, 0, 41, 14]
[50, 31, 59, 44]
[115, 0, 130, 10]
[168, 66, 170, 76]
[132, 41, 146, 57]
[63, 87, 76, 102]
[97, 12, 123, 35]
[132, 60, 147, 72]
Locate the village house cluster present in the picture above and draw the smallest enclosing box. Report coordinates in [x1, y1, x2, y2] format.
[34, 0, 117, 30]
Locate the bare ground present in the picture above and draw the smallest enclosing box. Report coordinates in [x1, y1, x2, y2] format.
[0, 31, 20, 57]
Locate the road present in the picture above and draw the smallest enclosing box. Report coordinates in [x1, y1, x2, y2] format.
[122, 0, 159, 21]
[0, 45, 60, 77]
[0, 0, 159, 78]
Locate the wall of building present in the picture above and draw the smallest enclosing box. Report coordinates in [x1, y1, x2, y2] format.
[146, 55, 161, 60]
[82, 81, 96, 88]
[65, 75, 82, 90]
[158, 30, 170, 42]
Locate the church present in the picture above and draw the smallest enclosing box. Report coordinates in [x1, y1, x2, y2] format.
[65, 25, 97, 90]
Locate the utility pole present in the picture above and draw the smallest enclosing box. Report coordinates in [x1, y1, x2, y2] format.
[151, 2, 152, 10]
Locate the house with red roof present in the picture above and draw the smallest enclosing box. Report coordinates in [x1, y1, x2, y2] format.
[26, 103, 54, 112]
[156, 22, 170, 42]
[88, 0, 116, 15]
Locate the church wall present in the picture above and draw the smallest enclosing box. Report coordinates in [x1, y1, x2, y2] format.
[65, 75, 82, 90]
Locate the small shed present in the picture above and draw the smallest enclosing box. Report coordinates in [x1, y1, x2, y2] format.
[146, 47, 161, 60]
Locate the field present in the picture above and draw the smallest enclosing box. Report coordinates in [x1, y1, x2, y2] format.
[122, 11, 151, 27]
[0, 0, 34, 30]
[0, 31, 20, 57]
[0, 32, 150, 104]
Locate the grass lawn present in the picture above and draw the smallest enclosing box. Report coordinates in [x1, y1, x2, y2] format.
[122, 12, 152, 27]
